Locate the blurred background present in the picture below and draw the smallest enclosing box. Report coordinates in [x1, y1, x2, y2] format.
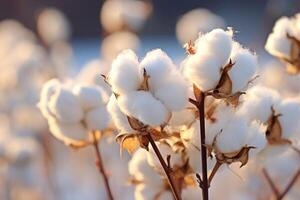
[0, 0, 299, 200]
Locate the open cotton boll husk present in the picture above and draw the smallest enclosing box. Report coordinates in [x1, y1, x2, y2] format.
[141, 49, 175, 92]
[117, 91, 168, 126]
[274, 99, 300, 139]
[48, 117, 87, 141]
[215, 117, 248, 153]
[72, 85, 106, 111]
[195, 28, 232, 66]
[238, 86, 280, 123]
[107, 95, 132, 133]
[147, 142, 183, 170]
[181, 53, 222, 91]
[48, 87, 84, 124]
[153, 73, 189, 111]
[229, 43, 258, 93]
[109, 49, 143, 95]
[38, 79, 60, 118]
[85, 106, 110, 131]
[129, 149, 162, 184]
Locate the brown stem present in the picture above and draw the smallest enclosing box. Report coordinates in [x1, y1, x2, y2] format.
[198, 92, 209, 200]
[92, 132, 114, 200]
[145, 132, 182, 200]
[208, 161, 222, 186]
[262, 168, 280, 199]
[279, 168, 300, 199]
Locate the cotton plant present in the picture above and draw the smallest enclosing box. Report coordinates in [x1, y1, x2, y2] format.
[38, 78, 116, 199]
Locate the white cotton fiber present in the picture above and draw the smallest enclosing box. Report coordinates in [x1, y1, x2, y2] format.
[140, 49, 175, 92]
[238, 86, 280, 123]
[117, 91, 168, 126]
[153, 73, 188, 111]
[48, 87, 84, 124]
[265, 33, 291, 59]
[229, 44, 258, 93]
[275, 99, 300, 139]
[85, 106, 110, 131]
[181, 53, 222, 91]
[109, 49, 143, 94]
[73, 85, 106, 111]
[272, 17, 294, 36]
[215, 117, 248, 153]
[107, 95, 132, 133]
[38, 78, 60, 118]
[245, 121, 267, 157]
[195, 28, 232, 66]
[48, 117, 87, 141]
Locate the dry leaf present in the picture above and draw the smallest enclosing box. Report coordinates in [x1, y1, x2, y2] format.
[215, 60, 234, 95]
[139, 68, 150, 91]
[193, 84, 202, 102]
[184, 40, 196, 55]
[127, 116, 145, 131]
[116, 133, 140, 154]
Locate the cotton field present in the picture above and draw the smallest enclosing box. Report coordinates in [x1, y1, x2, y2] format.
[0, 1, 300, 200]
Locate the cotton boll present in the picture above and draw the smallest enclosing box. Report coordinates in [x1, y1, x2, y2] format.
[48, 87, 84, 124]
[107, 95, 132, 133]
[37, 8, 71, 45]
[73, 85, 106, 111]
[272, 16, 294, 36]
[275, 99, 300, 139]
[195, 28, 232, 66]
[168, 108, 196, 128]
[238, 86, 280, 123]
[85, 106, 110, 131]
[140, 49, 175, 92]
[154, 74, 189, 111]
[118, 91, 169, 126]
[215, 117, 248, 153]
[229, 45, 258, 93]
[109, 49, 143, 94]
[265, 33, 291, 59]
[38, 79, 60, 118]
[245, 121, 267, 157]
[182, 53, 222, 91]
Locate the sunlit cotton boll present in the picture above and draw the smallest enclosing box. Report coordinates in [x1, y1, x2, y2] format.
[85, 106, 111, 131]
[100, 0, 152, 33]
[109, 49, 143, 95]
[117, 91, 168, 126]
[48, 87, 84, 124]
[229, 43, 258, 93]
[37, 7, 71, 46]
[101, 31, 140, 63]
[176, 8, 225, 45]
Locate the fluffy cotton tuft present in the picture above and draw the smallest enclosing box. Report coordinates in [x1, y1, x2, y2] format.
[109, 49, 143, 94]
[229, 43, 258, 93]
[117, 91, 168, 126]
[48, 87, 84, 124]
[85, 106, 111, 131]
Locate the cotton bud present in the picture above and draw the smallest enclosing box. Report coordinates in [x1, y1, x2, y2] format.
[117, 91, 168, 126]
[48, 87, 84, 124]
[229, 43, 258, 93]
[109, 49, 143, 95]
[85, 107, 111, 131]
[72, 85, 107, 111]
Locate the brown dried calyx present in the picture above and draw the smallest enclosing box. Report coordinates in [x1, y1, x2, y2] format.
[265, 107, 291, 145]
[184, 40, 196, 55]
[116, 116, 169, 154]
[283, 33, 300, 74]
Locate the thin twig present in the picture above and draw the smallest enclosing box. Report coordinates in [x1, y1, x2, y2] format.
[262, 168, 280, 199]
[145, 132, 182, 200]
[279, 168, 300, 199]
[198, 91, 209, 200]
[92, 132, 114, 200]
